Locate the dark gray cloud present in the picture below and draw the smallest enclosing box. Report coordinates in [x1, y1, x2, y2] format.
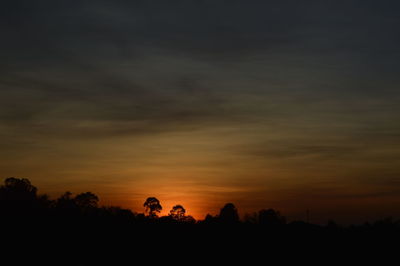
[2, 0, 400, 61]
[1, 0, 400, 149]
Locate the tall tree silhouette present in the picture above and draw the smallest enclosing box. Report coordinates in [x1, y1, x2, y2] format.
[143, 197, 162, 218]
[169, 204, 186, 221]
[219, 203, 239, 224]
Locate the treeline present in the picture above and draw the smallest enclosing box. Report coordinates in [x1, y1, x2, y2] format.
[0, 177, 287, 227]
[1, 177, 399, 265]
[1, 177, 399, 229]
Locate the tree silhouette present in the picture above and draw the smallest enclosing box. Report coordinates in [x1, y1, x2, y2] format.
[75, 192, 99, 209]
[219, 203, 239, 224]
[56, 191, 74, 206]
[37, 194, 53, 209]
[184, 215, 196, 224]
[143, 197, 162, 218]
[258, 209, 286, 226]
[0, 177, 39, 215]
[169, 204, 186, 221]
[0, 177, 37, 201]
[54, 191, 79, 214]
[204, 214, 217, 224]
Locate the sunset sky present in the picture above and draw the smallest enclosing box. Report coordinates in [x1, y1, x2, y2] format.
[1, 1, 400, 223]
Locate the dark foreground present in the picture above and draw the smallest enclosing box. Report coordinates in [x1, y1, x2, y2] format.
[4, 217, 398, 265]
[1, 178, 399, 265]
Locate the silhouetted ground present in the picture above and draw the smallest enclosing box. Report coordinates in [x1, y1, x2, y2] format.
[1, 178, 398, 265]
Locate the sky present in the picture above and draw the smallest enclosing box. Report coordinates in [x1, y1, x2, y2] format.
[1, 0, 400, 224]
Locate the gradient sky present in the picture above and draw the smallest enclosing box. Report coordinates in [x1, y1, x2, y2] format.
[1, 0, 400, 224]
